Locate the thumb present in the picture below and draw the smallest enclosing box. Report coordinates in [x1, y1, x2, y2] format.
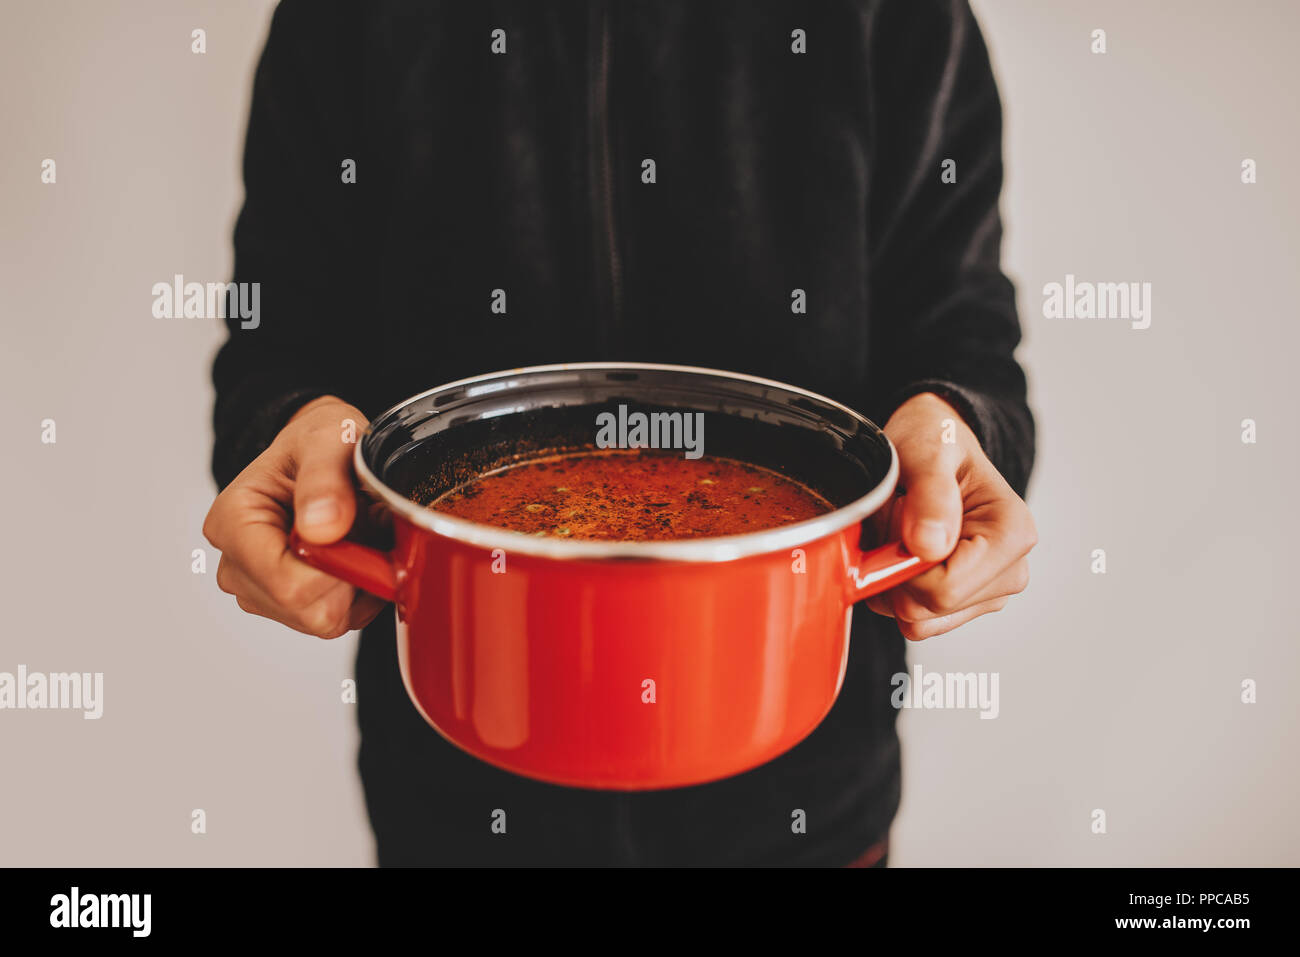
[897, 458, 962, 562]
[292, 431, 359, 545]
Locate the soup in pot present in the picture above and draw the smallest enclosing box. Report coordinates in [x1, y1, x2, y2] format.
[428, 448, 833, 542]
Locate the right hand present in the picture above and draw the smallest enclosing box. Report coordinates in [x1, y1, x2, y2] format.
[203, 396, 389, 638]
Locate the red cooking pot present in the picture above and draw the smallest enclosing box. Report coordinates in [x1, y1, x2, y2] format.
[290, 363, 936, 789]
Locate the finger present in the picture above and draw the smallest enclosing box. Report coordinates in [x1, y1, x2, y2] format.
[865, 559, 1022, 622]
[292, 423, 359, 544]
[217, 553, 332, 625]
[218, 553, 384, 638]
[896, 595, 1011, 642]
[218, 553, 355, 637]
[216, 497, 358, 621]
[864, 595, 895, 618]
[901, 491, 1036, 615]
[890, 557, 1030, 624]
[896, 454, 963, 562]
[346, 592, 389, 632]
[865, 489, 903, 549]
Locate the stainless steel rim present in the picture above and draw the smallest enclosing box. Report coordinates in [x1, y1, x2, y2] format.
[352, 362, 899, 563]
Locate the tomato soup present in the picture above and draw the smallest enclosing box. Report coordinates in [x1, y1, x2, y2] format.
[429, 448, 833, 541]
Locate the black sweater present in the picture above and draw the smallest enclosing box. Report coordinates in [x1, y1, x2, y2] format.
[212, 0, 1034, 866]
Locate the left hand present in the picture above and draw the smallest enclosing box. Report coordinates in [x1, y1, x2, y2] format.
[866, 392, 1037, 640]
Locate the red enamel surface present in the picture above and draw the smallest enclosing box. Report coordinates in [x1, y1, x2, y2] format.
[289, 486, 935, 790]
[390, 516, 856, 789]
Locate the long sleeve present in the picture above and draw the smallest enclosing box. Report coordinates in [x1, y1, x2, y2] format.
[210, 0, 362, 490]
[864, 0, 1035, 497]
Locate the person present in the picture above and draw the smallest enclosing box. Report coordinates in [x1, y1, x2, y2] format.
[202, 0, 1037, 866]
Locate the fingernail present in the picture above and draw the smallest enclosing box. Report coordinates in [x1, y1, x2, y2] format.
[300, 499, 341, 528]
[914, 520, 949, 555]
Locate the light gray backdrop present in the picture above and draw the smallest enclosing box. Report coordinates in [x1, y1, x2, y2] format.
[1, 0, 1296, 865]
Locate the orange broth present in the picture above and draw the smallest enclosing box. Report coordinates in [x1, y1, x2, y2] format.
[429, 448, 833, 541]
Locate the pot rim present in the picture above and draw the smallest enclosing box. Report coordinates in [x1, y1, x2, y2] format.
[353, 362, 899, 563]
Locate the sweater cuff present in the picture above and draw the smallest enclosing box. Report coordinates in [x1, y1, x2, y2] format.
[213, 386, 331, 490]
[883, 378, 994, 452]
[258, 385, 333, 441]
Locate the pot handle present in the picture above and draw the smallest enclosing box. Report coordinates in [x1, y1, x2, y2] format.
[288, 529, 398, 603]
[844, 539, 940, 604]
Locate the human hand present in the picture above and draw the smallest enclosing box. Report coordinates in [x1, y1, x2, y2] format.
[203, 396, 388, 638]
[866, 392, 1037, 640]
